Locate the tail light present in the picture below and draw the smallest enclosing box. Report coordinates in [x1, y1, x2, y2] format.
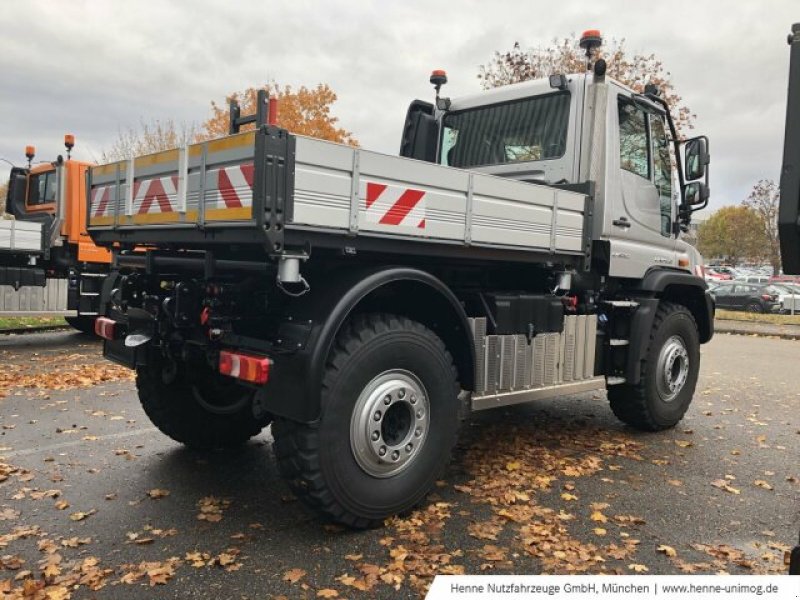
[762, 294, 777, 301]
[219, 350, 272, 385]
[94, 317, 116, 340]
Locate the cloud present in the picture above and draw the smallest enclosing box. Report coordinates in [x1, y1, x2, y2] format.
[1, 0, 796, 215]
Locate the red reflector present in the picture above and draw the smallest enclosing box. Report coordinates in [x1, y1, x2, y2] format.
[94, 317, 116, 340]
[219, 350, 271, 385]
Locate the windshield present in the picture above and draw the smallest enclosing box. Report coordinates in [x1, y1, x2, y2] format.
[440, 92, 570, 169]
[28, 170, 56, 205]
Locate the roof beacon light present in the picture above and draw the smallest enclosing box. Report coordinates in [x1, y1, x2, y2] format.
[579, 29, 603, 70]
[64, 134, 75, 160]
[430, 69, 450, 110]
[24, 145, 35, 168]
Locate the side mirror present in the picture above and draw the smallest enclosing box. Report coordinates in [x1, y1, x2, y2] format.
[684, 136, 709, 181]
[684, 181, 709, 207]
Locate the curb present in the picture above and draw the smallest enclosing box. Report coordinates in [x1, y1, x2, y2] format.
[714, 320, 800, 340]
[0, 325, 73, 336]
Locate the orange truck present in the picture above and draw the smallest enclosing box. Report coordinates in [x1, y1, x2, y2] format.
[1, 135, 110, 332]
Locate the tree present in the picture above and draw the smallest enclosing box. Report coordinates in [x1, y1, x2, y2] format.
[101, 119, 199, 162]
[697, 205, 764, 265]
[743, 179, 781, 274]
[200, 83, 357, 145]
[0, 182, 7, 215]
[478, 35, 695, 134]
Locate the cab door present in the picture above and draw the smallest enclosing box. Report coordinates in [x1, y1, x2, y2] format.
[605, 90, 677, 278]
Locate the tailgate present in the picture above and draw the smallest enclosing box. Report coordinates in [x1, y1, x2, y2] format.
[87, 128, 293, 247]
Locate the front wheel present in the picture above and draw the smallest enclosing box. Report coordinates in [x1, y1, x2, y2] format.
[608, 302, 700, 431]
[272, 314, 461, 528]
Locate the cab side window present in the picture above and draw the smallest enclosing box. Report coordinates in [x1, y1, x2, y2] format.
[618, 100, 650, 179]
[650, 115, 673, 237]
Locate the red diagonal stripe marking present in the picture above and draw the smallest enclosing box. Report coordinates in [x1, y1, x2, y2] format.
[241, 163, 254, 187]
[379, 189, 425, 226]
[138, 178, 172, 214]
[417, 218, 426, 229]
[366, 182, 387, 208]
[94, 187, 110, 217]
[218, 168, 243, 208]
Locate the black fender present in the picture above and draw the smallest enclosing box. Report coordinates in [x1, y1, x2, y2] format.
[622, 268, 714, 384]
[258, 265, 475, 423]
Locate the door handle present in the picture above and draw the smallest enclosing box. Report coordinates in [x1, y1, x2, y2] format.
[613, 217, 631, 228]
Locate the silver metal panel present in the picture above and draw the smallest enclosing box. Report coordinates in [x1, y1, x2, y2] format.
[532, 335, 545, 388]
[0, 220, 43, 253]
[574, 315, 586, 381]
[514, 335, 526, 390]
[470, 318, 487, 393]
[471, 377, 607, 411]
[294, 137, 354, 230]
[0, 279, 67, 312]
[499, 336, 514, 391]
[485, 336, 500, 394]
[584, 315, 598, 379]
[543, 333, 558, 387]
[562, 316, 576, 382]
[523, 339, 533, 388]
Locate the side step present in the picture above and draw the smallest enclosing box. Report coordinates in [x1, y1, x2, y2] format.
[606, 376, 626, 386]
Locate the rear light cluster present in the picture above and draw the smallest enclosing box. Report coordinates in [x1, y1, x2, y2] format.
[219, 350, 272, 385]
[94, 317, 116, 340]
[762, 294, 778, 301]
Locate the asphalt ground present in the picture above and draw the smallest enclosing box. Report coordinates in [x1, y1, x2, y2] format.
[0, 330, 797, 598]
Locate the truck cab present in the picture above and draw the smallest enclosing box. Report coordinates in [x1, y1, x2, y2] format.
[2, 137, 110, 330]
[401, 63, 710, 282]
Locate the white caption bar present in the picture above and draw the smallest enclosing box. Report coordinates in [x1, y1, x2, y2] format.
[426, 575, 798, 600]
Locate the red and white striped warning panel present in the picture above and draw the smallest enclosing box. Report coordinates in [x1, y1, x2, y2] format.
[90, 185, 113, 218]
[364, 181, 426, 229]
[133, 176, 178, 215]
[207, 163, 255, 210]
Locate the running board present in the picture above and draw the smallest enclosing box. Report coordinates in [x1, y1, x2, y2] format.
[470, 376, 606, 411]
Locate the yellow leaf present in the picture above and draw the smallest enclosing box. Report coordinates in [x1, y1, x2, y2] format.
[657, 544, 677, 557]
[505, 461, 521, 471]
[628, 563, 649, 572]
[590, 511, 608, 523]
[754, 480, 773, 491]
[560, 493, 578, 501]
[317, 590, 339, 598]
[674, 440, 693, 448]
[148, 489, 170, 499]
[593, 528, 607, 536]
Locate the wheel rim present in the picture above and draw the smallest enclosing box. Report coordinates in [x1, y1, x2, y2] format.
[656, 335, 690, 402]
[191, 374, 252, 415]
[350, 369, 430, 478]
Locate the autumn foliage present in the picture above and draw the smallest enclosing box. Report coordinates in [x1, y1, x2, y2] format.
[478, 35, 695, 135]
[200, 83, 357, 145]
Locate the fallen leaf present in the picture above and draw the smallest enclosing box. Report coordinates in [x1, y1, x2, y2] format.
[283, 568, 306, 584]
[148, 489, 170, 499]
[590, 511, 608, 523]
[628, 563, 649, 572]
[657, 545, 677, 557]
[317, 590, 339, 598]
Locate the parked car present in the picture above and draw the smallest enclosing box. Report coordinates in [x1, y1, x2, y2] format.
[768, 283, 800, 313]
[769, 274, 800, 284]
[737, 275, 770, 284]
[708, 283, 780, 312]
[705, 268, 732, 282]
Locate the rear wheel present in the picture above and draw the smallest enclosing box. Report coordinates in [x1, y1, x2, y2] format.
[272, 314, 461, 528]
[608, 302, 700, 431]
[746, 302, 763, 313]
[137, 358, 270, 450]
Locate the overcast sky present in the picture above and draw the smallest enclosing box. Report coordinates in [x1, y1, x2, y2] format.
[1, 1, 796, 211]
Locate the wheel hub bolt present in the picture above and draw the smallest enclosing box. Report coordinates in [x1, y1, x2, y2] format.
[383, 395, 391, 405]
[415, 427, 422, 437]
[416, 410, 423, 419]
[405, 443, 413, 453]
[391, 450, 400, 461]
[398, 389, 405, 399]
[410, 394, 417, 404]
[371, 431, 380, 441]
[379, 446, 387, 456]
[373, 411, 382, 421]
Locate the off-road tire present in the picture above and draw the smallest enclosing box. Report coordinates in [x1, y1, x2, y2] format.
[65, 316, 96, 335]
[136, 361, 270, 450]
[608, 302, 700, 431]
[272, 314, 461, 528]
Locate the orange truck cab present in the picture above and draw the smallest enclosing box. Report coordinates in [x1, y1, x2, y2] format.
[2, 136, 110, 332]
